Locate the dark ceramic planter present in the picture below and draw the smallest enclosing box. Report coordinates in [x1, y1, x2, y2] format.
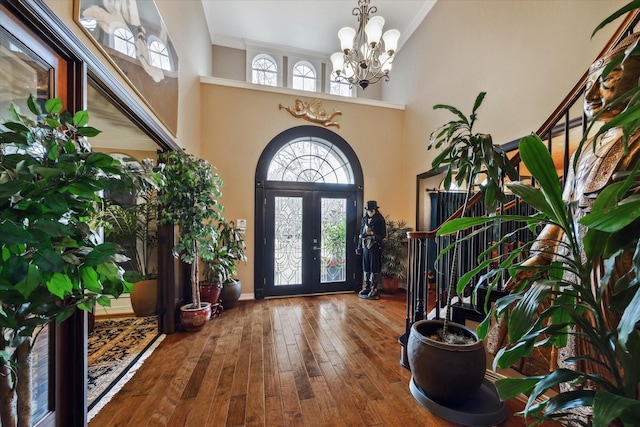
[407, 319, 486, 405]
[179, 302, 212, 332]
[381, 276, 399, 294]
[220, 279, 241, 309]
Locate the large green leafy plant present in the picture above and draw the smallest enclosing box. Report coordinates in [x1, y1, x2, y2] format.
[157, 150, 224, 309]
[451, 5, 640, 425]
[202, 219, 247, 285]
[0, 96, 135, 426]
[95, 158, 165, 283]
[439, 134, 640, 426]
[428, 92, 517, 340]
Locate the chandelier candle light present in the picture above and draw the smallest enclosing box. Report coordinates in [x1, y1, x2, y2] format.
[331, 0, 400, 90]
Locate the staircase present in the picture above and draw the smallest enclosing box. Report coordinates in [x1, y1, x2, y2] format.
[399, 10, 640, 369]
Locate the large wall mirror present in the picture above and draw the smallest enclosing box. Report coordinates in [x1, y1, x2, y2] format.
[86, 81, 165, 412]
[75, 0, 179, 136]
[1, 1, 179, 423]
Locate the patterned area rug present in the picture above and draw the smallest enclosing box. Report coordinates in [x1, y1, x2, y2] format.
[87, 316, 160, 409]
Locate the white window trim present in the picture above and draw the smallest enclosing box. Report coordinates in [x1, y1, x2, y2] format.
[108, 22, 131, 51]
[246, 45, 283, 87]
[288, 57, 322, 92]
[328, 71, 355, 98]
[147, 35, 173, 71]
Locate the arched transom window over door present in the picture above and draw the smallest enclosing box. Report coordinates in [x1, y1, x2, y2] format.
[267, 137, 354, 184]
[255, 126, 364, 299]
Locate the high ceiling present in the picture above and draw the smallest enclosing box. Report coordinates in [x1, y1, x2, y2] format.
[200, 0, 437, 55]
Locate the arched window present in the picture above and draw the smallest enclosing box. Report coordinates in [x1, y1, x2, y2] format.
[267, 136, 354, 184]
[292, 61, 316, 92]
[148, 39, 171, 71]
[252, 54, 278, 86]
[113, 27, 135, 58]
[329, 71, 352, 97]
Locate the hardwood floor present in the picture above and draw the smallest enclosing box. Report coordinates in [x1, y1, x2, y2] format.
[88, 290, 541, 427]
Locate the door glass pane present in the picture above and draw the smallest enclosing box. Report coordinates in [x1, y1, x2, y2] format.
[0, 28, 53, 425]
[274, 196, 302, 286]
[321, 198, 346, 283]
[0, 28, 51, 113]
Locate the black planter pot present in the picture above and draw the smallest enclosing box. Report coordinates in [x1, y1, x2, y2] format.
[219, 279, 241, 309]
[407, 319, 486, 405]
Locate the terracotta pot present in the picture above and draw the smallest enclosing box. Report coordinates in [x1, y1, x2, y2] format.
[130, 279, 158, 317]
[220, 279, 242, 309]
[407, 319, 486, 405]
[199, 282, 222, 305]
[179, 302, 212, 332]
[381, 276, 399, 294]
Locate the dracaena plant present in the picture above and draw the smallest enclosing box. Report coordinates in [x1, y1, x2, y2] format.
[428, 91, 517, 340]
[0, 95, 137, 427]
[438, 134, 640, 426]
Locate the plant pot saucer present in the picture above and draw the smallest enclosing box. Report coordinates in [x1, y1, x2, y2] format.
[409, 376, 508, 426]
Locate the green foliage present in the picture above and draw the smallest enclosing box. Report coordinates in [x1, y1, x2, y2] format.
[322, 219, 346, 266]
[589, 1, 640, 161]
[428, 92, 518, 337]
[94, 158, 165, 282]
[381, 216, 412, 279]
[0, 95, 135, 418]
[440, 135, 640, 426]
[428, 92, 518, 213]
[202, 219, 247, 286]
[157, 150, 224, 308]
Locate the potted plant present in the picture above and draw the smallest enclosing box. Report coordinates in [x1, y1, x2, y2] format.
[95, 157, 165, 316]
[198, 223, 236, 315]
[157, 149, 224, 331]
[440, 133, 640, 426]
[438, 13, 640, 423]
[0, 96, 138, 426]
[407, 92, 518, 405]
[380, 216, 412, 293]
[212, 219, 247, 309]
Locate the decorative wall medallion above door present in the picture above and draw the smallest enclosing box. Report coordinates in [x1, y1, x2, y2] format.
[279, 98, 342, 128]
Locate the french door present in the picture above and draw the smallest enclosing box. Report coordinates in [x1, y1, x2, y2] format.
[263, 189, 359, 297]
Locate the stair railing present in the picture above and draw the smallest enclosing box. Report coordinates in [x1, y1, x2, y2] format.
[400, 10, 640, 368]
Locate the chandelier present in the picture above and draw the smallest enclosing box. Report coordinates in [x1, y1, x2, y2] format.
[330, 0, 400, 90]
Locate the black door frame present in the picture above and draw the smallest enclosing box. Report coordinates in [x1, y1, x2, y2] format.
[254, 126, 364, 299]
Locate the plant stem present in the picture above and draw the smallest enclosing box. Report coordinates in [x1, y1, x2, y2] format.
[16, 338, 31, 427]
[192, 239, 200, 309]
[443, 168, 474, 337]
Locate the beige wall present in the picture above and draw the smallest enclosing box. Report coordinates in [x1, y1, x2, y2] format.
[40, 0, 632, 301]
[200, 80, 405, 296]
[212, 45, 246, 81]
[383, 0, 628, 219]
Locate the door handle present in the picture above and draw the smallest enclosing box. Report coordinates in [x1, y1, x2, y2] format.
[312, 246, 322, 251]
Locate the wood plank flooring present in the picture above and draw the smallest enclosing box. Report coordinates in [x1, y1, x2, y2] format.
[89, 290, 542, 427]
